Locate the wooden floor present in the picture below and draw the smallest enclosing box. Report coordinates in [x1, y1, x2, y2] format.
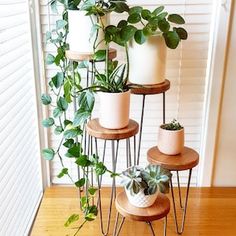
[31, 187, 236, 236]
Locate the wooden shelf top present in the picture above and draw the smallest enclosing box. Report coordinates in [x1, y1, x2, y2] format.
[130, 80, 170, 95]
[147, 146, 199, 171]
[65, 48, 117, 62]
[115, 191, 170, 222]
[86, 119, 139, 140]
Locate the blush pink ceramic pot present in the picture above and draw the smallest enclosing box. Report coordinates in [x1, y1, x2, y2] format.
[157, 126, 184, 155]
[99, 90, 130, 129]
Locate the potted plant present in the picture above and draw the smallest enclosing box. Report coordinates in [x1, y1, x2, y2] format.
[126, 6, 188, 85]
[121, 165, 171, 208]
[158, 119, 184, 155]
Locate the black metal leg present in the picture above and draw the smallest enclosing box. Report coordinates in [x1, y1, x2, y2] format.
[177, 171, 183, 209]
[137, 95, 146, 165]
[96, 139, 119, 236]
[163, 92, 166, 124]
[113, 213, 125, 236]
[170, 169, 192, 234]
[164, 217, 167, 236]
[147, 222, 156, 236]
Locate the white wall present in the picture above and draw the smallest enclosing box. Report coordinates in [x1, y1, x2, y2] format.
[213, 1, 236, 186]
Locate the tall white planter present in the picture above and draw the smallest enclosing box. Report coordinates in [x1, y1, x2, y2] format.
[67, 10, 107, 53]
[125, 188, 159, 208]
[99, 91, 130, 129]
[129, 36, 167, 85]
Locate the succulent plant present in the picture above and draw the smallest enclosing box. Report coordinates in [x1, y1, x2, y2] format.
[161, 119, 183, 131]
[121, 165, 171, 196]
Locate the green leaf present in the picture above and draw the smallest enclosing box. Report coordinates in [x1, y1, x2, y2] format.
[128, 13, 141, 24]
[46, 31, 51, 41]
[153, 6, 164, 16]
[120, 25, 137, 42]
[64, 128, 82, 139]
[168, 14, 185, 24]
[56, 19, 67, 30]
[75, 155, 91, 167]
[75, 178, 85, 187]
[174, 27, 188, 40]
[163, 31, 180, 49]
[41, 94, 52, 105]
[158, 19, 170, 33]
[42, 148, 55, 160]
[157, 12, 168, 20]
[112, 2, 129, 13]
[94, 50, 106, 61]
[88, 187, 97, 196]
[64, 120, 72, 127]
[141, 9, 151, 20]
[78, 61, 89, 68]
[46, 54, 55, 65]
[50, 0, 58, 13]
[64, 214, 80, 227]
[134, 30, 146, 44]
[57, 168, 68, 178]
[117, 20, 127, 29]
[63, 139, 74, 148]
[78, 91, 95, 111]
[67, 144, 81, 157]
[52, 72, 64, 89]
[53, 107, 62, 118]
[64, 80, 72, 103]
[54, 126, 63, 135]
[73, 110, 91, 127]
[57, 97, 68, 111]
[95, 162, 107, 175]
[42, 117, 54, 127]
[85, 213, 96, 221]
[129, 6, 143, 15]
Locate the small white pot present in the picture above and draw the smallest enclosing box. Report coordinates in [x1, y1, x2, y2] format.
[125, 188, 158, 208]
[129, 35, 167, 85]
[99, 90, 130, 129]
[158, 126, 184, 155]
[67, 10, 107, 53]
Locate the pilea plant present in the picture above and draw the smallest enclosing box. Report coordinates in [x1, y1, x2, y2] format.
[161, 119, 183, 131]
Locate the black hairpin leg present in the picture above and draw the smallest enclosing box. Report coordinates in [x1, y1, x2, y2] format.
[170, 169, 192, 234]
[113, 213, 125, 236]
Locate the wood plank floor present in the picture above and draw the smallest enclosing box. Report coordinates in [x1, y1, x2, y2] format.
[31, 187, 236, 236]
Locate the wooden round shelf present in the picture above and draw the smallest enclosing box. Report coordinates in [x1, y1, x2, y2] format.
[115, 191, 170, 222]
[86, 119, 139, 140]
[65, 48, 117, 62]
[130, 80, 170, 95]
[147, 146, 199, 171]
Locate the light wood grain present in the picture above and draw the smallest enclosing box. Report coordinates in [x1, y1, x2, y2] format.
[31, 187, 236, 236]
[65, 48, 117, 61]
[115, 191, 170, 222]
[147, 146, 199, 171]
[86, 119, 139, 140]
[130, 80, 170, 95]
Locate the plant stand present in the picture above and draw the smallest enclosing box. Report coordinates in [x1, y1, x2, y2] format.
[130, 80, 170, 165]
[147, 146, 199, 234]
[66, 49, 117, 206]
[86, 118, 139, 236]
[113, 191, 170, 236]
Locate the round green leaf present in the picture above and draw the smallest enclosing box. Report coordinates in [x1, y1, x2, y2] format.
[158, 19, 170, 33]
[129, 6, 143, 15]
[75, 178, 85, 188]
[57, 97, 68, 111]
[134, 30, 146, 44]
[53, 107, 62, 118]
[117, 20, 128, 29]
[174, 27, 188, 40]
[54, 126, 63, 135]
[46, 54, 55, 65]
[42, 117, 54, 127]
[141, 9, 151, 20]
[168, 14, 185, 24]
[153, 6, 164, 16]
[120, 25, 137, 42]
[42, 148, 55, 160]
[41, 94, 52, 105]
[163, 31, 180, 49]
[127, 13, 141, 24]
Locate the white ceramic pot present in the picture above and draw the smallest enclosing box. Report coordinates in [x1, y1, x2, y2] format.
[99, 90, 130, 129]
[129, 35, 167, 85]
[67, 10, 107, 53]
[125, 188, 158, 208]
[157, 126, 184, 155]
